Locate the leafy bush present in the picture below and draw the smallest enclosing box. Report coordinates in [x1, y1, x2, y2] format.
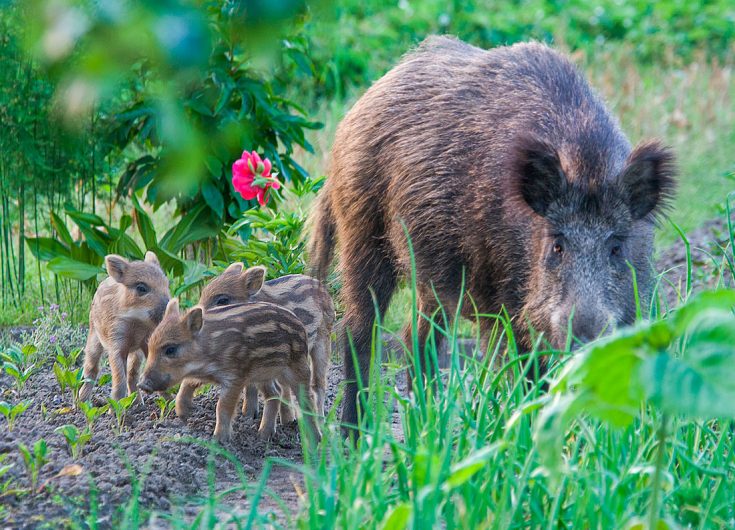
[222, 176, 324, 277]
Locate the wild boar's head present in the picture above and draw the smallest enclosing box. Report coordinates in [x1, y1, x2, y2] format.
[511, 135, 676, 349]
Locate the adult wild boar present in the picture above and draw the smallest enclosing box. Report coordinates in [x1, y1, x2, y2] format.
[309, 36, 676, 430]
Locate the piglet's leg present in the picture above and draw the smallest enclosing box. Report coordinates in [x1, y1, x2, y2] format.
[176, 379, 199, 420]
[258, 381, 280, 440]
[109, 347, 131, 401]
[126, 350, 145, 403]
[79, 326, 104, 402]
[278, 381, 296, 425]
[242, 385, 259, 419]
[214, 383, 246, 443]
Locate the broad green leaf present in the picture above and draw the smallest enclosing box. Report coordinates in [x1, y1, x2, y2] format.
[671, 290, 735, 334]
[159, 204, 217, 252]
[641, 309, 735, 418]
[48, 257, 102, 281]
[50, 211, 75, 247]
[24, 237, 70, 261]
[132, 195, 158, 249]
[379, 503, 411, 530]
[202, 180, 225, 219]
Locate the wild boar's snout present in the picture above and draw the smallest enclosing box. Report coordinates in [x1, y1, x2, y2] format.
[140, 370, 170, 393]
[150, 295, 170, 323]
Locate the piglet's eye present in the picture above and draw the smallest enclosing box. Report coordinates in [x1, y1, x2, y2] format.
[215, 295, 230, 306]
[553, 243, 564, 254]
[135, 282, 150, 295]
[164, 345, 178, 358]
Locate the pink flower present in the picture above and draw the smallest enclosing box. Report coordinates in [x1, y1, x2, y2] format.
[232, 151, 281, 206]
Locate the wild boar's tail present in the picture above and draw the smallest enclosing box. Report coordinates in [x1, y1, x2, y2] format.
[307, 192, 336, 282]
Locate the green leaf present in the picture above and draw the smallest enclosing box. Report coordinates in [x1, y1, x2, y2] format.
[159, 204, 217, 252]
[24, 237, 70, 261]
[201, 181, 225, 219]
[641, 309, 735, 418]
[131, 195, 158, 249]
[50, 211, 75, 247]
[48, 257, 102, 281]
[443, 443, 502, 490]
[379, 503, 411, 530]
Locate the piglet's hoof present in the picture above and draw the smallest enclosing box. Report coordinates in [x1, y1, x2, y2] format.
[257, 427, 275, 441]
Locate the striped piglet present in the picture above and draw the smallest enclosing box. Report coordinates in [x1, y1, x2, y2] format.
[139, 299, 320, 443]
[198, 264, 334, 419]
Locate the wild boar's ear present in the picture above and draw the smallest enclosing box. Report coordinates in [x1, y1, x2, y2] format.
[511, 135, 567, 217]
[144, 251, 161, 268]
[224, 262, 244, 275]
[164, 298, 180, 319]
[242, 266, 266, 296]
[105, 255, 128, 283]
[186, 307, 204, 335]
[620, 140, 677, 221]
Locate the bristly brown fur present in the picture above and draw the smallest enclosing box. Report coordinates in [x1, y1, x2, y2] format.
[198, 264, 334, 418]
[79, 251, 170, 403]
[307, 35, 678, 433]
[140, 300, 321, 443]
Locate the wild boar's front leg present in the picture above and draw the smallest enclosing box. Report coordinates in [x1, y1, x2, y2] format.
[79, 324, 104, 402]
[214, 382, 246, 442]
[109, 336, 136, 401]
[126, 350, 145, 402]
[176, 379, 199, 420]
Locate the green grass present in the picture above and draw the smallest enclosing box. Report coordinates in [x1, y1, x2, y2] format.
[85, 240, 735, 529]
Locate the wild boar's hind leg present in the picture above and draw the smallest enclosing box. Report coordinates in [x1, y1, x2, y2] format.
[258, 381, 281, 440]
[311, 328, 330, 417]
[79, 324, 104, 402]
[278, 382, 296, 424]
[282, 360, 322, 443]
[242, 384, 260, 419]
[339, 242, 397, 432]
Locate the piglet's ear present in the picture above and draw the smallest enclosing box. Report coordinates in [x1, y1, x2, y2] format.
[511, 135, 567, 217]
[164, 298, 180, 319]
[186, 307, 203, 335]
[620, 140, 677, 221]
[105, 255, 128, 283]
[242, 266, 266, 297]
[144, 251, 161, 268]
[224, 262, 244, 275]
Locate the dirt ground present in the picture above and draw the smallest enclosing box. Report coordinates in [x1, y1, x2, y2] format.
[0, 216, 731, 529]
[0, 354, 351, 529]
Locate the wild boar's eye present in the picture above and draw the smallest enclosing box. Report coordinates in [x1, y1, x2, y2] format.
[215, 295, 230, 306]
[164, 345, 178, 358]
[611, 245, 622, 257]
[135, 282, 150, 295]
